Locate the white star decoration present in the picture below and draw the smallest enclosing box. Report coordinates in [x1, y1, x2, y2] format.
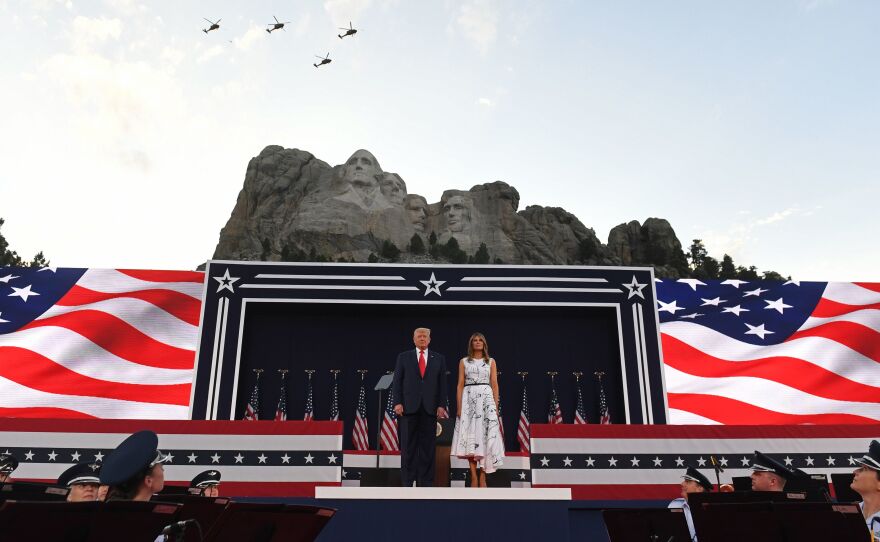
[826, 456, 835, 466]
[25, 450, 34, 460]
[304, 453, 315, 464]
[680, 313, 704, 319]
[783, 280, 801, 286]
[258, 454, 267, 464]
[697, 457, 707, 467]
[420, 272, 445, 297]
[585, 457, 595, 467]
[722, 305, 749, 316]
[47, 451, 57, 461]
[745, 323, 774, 339]
[764, 297, 793, 314]
[630, 457, 640, 467]
[519, 472, 526, 480]
[744, 287, 768, 297]
[213, 268, 240, 294]
[678, 278, 706, 291]
[0, 274, 19, 283]
[9, 285, 40, 302]
[328, 454, 338, 464]
[719, 457, 728, 467]
[281, 454, 291, 464]
[805, 456, 814, 466]
[94, 452, 104, 462]
[540, 456, 550, 467]
[188, 453, 198, 463]
[658, 300, 685, 314]
[37, 267, 57, 273]
[741, 457, 751, 467]
[0, 312, 8, 324]
[622, 276, 647, 300]
[563, 457, 573, 467]
[721, 279, 748, 288]
[675, 457, 685, 467]
[211, 453, 221, 464]
[608, 457, 618, 467]
[700, 297, 726, 306]
[653, 457, 663, 467]
[165, 453, 174, 463]
[71, 451, 81, 461]
[783, 456, 793, 466]
[234, 453, 244, 463]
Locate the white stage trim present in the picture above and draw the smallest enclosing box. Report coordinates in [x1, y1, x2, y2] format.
[315, 486, 571, 500]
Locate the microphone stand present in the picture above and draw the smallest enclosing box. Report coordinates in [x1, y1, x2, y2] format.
[710, 455, 723, 490]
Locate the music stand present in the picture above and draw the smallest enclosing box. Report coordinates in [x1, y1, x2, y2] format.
[0, 500, 97, 541]
[204, 502, 335, 542]
[88, 500, 182, 542]
[602, 508, 692, 542]
[151, 494, 231, 540]
[0, 481, 69, 502]
[771, 501, 869, 541]
[830, 473, 861, 502]
[731, 476, 751, 491]
[693, 502, 786, 542]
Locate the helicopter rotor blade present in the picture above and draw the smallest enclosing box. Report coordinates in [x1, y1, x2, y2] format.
[274, 15, 279, 23]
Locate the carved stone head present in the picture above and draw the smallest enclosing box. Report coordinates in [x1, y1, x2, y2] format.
[380, 173, 407, 206]
[441, 193, 473, 234]
[405, 194, 429, 233]
[337, 149, 382, 208]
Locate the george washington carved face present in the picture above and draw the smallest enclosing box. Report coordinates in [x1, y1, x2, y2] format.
[337, 149, 382, 208]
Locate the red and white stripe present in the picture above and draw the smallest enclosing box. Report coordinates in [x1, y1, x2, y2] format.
[380, 411, 399, 451]
[663, 281, 880, 425]
[352, 411, 369, 451]
[517, 409, 530, 453]
[0, 269, 202, 419]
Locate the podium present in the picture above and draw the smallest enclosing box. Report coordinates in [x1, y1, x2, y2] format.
[203, 502, 335, 542]
[435, 417, 454, 487]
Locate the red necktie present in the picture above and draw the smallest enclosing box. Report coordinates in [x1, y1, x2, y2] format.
[418, 350, 426, 378]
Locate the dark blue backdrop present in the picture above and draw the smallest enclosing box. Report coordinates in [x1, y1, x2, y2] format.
[236, 302, 624, 450]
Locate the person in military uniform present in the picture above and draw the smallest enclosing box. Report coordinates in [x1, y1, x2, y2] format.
[99, 430, 170, 501]
[58, 461, 101, 502]
[0, 453, 18, 483]
[852, 440, 880, 540]
[668, 466, 713, 542]
[750, 451, 794, 492]
[189, 470, 221, 497]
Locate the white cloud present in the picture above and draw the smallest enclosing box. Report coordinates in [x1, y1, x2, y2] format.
[70, 16, 123, 52]
[455, 0, 499, 55]
[476, 97, 495, 108]
[103, 0, 147, 17]
[698, 206, 818, 262]
[294, 12, 312, 37]
[755, 207, 798, 226]
[324, 0, 372, 28]
[196, 44, 224, 64]
[232, 23, 268, 51]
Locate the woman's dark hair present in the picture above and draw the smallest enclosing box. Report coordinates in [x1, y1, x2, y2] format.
[106, 464, 153, 501]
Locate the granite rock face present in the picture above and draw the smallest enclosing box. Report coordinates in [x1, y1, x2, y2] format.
[213, 146, 690, 276]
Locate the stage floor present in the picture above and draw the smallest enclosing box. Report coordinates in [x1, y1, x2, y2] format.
[315, 486, 571, 500]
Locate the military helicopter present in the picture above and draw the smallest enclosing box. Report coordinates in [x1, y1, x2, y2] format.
[202, 18, 221, 34]
[338, 21, 357, 39]
[313, 53, 331, 68]
[266, 16, 291, 33]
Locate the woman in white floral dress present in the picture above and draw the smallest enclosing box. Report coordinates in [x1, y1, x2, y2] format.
[451, 332, 504, 487]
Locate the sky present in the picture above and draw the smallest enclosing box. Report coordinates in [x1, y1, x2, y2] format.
[0, 0, 878, 281]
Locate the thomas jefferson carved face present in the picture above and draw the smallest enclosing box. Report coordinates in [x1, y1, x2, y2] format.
[442, 194, 472, 233]
[380, 173, 406, 206]
[405, 195, 428, 233]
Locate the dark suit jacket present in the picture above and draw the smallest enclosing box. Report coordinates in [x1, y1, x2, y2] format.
[392, 349, 448, 415]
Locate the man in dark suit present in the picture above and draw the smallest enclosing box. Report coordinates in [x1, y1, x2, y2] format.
[392, 327, 448, 487]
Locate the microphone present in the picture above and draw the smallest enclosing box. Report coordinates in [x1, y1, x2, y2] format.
[709, 455, 724, 473]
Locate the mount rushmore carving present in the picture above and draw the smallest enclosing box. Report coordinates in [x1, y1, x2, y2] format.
[213, 146, 690, 277]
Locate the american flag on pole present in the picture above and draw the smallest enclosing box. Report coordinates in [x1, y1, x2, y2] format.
[274, 372, 287, 422]
[0, 267, 201, 419]
[244, 372, 261, 421]
[547, 377, 563, 424]
[303, 372, 314, 422]
[657, 279, 880, 424]
[574, 376, 588, 425]
[598, 375, 611, 425]
[379, 388, 399, 451]
[352, 375, 370, 451]
[330, 372, 340, 422]
[517, 381, 530, 453]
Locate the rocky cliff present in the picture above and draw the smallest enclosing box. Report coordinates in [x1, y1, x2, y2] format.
[213, 146, 691, 277]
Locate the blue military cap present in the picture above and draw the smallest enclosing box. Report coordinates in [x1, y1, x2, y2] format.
[99, 430, 170, 486]
[190, 470, 221, 489]
[683, 466, 713, 492]
[855, 440, 880, 472]
[750, 451, 796, 480]
[0, 453, 18, 474]
[58, 462, 101, 487]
